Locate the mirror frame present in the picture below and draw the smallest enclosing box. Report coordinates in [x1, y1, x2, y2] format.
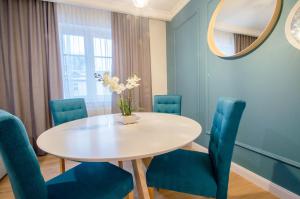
[207, 0, 282, 58]
[285, 0, 300, 50]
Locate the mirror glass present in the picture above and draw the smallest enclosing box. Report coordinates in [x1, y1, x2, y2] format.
[208, 0, 281, 57]
[286, 0, 300, 49]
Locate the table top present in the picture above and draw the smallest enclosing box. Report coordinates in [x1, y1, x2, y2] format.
[37, 112, 202, 162]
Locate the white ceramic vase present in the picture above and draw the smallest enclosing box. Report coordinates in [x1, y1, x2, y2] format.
[117, 114, 138, 125]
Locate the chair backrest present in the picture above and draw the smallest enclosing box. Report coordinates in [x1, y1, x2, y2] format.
[0, 110, 47, 199]
[153, 95, 182, 115]
[49, 98, 88, 126]
[208, 98, 246, 199]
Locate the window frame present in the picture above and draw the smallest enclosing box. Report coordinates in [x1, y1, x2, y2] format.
[59, 24, 112, 101]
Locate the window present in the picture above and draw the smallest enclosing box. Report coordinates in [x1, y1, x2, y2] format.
[57, 5, 112, 115]
[62, 35, 87, 97]
[61, 34, 112, 99]
[93, 38, 112, 97]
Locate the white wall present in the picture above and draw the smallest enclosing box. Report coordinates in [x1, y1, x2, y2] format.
[149, 19, 168, 97]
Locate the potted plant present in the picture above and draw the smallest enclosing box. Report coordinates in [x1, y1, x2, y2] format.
[95, 72, 141, 124]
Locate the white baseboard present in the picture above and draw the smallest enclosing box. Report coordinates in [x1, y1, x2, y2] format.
[230, 162, 300, 199]
[192, 143, 300, 199]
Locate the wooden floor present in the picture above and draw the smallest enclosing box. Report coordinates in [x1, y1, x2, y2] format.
[0, 154, 277, 199]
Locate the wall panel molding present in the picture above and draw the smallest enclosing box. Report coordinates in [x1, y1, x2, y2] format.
[172, 9, 201, 121]
[205, 131, 300, 169]
[235, 141, 300, 169]
[173, 11, 198, 93]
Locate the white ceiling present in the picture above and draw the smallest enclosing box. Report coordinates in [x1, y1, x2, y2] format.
[215, 0, 276, 36]
[48, 0, 190, 21]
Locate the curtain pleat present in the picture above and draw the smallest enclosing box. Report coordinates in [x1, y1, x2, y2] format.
[234, 33, 257, 53]
[0, 0, 62, 154]
[111, 13, 152, 113]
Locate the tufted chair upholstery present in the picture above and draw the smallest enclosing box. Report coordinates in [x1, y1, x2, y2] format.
[49, 98, 88, 126]
[0, 110, 134, 199]
[49, 98, 88, 173]
[0, 110, 47, 199]
[146, 98, 246, 199]
[208, 98, 246, 199]
[153, 95, 182, 115]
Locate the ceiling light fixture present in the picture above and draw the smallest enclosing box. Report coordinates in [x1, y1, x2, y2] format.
[132, 0, 149, 8]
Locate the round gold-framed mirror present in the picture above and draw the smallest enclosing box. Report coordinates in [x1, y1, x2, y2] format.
[208, 0, 282, 58]
[285, 0, 300, 50]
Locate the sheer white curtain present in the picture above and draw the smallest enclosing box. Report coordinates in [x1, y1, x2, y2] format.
[56, 4, 112, 115]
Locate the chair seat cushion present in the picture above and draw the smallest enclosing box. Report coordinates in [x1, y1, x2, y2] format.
[146, 149, 217, 197]
[46, 162, 133, 199]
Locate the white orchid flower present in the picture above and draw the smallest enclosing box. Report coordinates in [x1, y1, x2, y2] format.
[115, 83, 126, 94]
[110, 81, 120, 91]
[102, 72, 111, 86]
[125, 83, 134, 89]
[95, 72, 142, 116]
[97, 72, 141, 95]
[133, 75, 141, 82]
[126, 82, 140, 89]
[112, 76, 120, 83]
[127, 75, 140, 84]
[125, 74, 141, 89]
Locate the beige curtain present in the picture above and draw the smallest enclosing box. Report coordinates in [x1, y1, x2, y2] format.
[111, 13, 152, 113]
[234, 33, 257, 53]
[0, 0, 62, 153]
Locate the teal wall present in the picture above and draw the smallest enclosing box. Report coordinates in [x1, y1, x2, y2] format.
[167, 0, 300, 195]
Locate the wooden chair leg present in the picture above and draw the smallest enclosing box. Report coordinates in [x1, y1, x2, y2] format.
[125, 191, 134, 199]
[118, 161, 123, 168]
[148, 187, 154, 199]
[60, 158, 65, 173]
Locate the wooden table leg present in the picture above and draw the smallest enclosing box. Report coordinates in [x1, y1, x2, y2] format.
[132, 159, 150, 199]
[60, 158, 65, 173]
[142, 157, 152, 168]
[126, 191, 134, 199]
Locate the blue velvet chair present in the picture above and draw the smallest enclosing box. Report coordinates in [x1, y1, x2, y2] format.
[146, 98, 246, 199]
[0, 110, 134, 199]
[153, 95, 182, 115]
[49, 98, 88, 172]
[49, 98, 88, 126]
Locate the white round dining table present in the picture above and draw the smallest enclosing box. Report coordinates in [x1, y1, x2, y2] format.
[37, 112, 202, 199]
